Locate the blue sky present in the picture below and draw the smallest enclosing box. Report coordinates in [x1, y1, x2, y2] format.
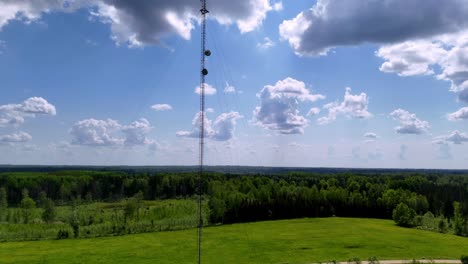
[1, 0, 468, 168]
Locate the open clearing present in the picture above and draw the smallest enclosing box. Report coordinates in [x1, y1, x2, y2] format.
[0, 217, 466, 264]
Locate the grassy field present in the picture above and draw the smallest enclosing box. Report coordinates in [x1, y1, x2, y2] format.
[0, 217, 466, 264]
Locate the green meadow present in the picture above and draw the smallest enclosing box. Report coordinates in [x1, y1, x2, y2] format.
[0, 217, 466, 264]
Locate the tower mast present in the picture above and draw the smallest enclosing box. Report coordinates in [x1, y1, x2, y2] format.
[198, 1, 209, 264]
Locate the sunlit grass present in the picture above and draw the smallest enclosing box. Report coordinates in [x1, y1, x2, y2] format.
[0, 217, 466, 264]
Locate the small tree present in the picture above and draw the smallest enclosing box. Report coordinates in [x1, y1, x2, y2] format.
[208, 197, 226, 224]
[69, 207, 80, 238]
[124, 191, 144, 222]
[453, 201, 467, 236]
[0, 187, 7, 221]
[20, 189, 36, 224]
[393, 202, 416, 227]
[38, 191, 47, 208]
[42, 198, 56, 223]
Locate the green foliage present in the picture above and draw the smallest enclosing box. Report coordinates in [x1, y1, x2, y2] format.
[348, 257, 361, 264]
[392, 203, 416, 227]
[208, 197, 226, 224]
[0, 187, 7, 221]
[42, 199, 56, 223]
[0, 169, 467, 240]
[123, 192, 143, 222]
[20, 190, 36, 224]
[38, 191, 47, 208]
[0, 199, 208, 241]
[437, 218, 447, 233]
[453, 201, 468, 236]
[69, 207, 80, 238]
[368, 256, 379, 264]
[461, 255, 468, 264]
[56, 229, 70, 240]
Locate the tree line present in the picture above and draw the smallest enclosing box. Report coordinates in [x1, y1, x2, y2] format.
[0, 170, 467, 236]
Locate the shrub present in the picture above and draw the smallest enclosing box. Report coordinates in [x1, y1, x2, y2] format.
[348, 257, 361, 264]
[461, 255, 468, 264]
[42, 199, 56, 223]
[413, 215, 423, 226]
[368, 256, 379, 264]
[56, 229, 69, 240]
[20, 191, 36, 224]
[0, 187, 7, 221]
[393, 203, 416, 227]
[437, 218, 447, 233]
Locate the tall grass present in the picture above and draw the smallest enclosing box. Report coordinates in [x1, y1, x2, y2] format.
[0, 198, 209, 241]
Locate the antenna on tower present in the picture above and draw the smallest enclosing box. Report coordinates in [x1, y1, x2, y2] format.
[198, 1, 209, 264]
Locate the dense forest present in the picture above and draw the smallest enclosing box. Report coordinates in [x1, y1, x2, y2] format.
[0, 168, 467, 240]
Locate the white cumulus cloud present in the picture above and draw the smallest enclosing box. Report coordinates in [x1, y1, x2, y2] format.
[0, 97, 56, 127]
[257, 37, 275, 49]
[318, 87, 371, 125]
[0, 131, 32, 144]
[121, 118, 154, 146]
[377, 40, 447, 77]
[434, 130, 468, 145]
[151, 104, 172, 111]
[279, 0, 468, 56]
[176, 111, 242, 141]
[390, 109, 429, 135]
[253, 77, 325, 134]
[70, 117, 159, 149]
[447, 107, 468, 121]
[70, 118, 123, 146]
[195, 83, 216, 96]
[0, 0, 280, 47]
[377, 31, 468, 103]
[364, 132, 378, 139]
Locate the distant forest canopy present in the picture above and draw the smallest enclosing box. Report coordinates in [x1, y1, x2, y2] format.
[0, 167, 467, 228]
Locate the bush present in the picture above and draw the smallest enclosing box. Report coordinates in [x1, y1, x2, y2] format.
[461, 255, 468, 264]
[393, 203, 416, 227]
[437, 218, 447, 233]
[56, 229, 69, 240]
[348, 257, 361, 264]
[42, 199, 56, 223]
[20, 191, 36, 224]
[413, 215, 423, 226]
[368, 256, 379, 264]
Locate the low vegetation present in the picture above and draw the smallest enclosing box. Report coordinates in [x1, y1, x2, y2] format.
[0, 196, 208, 241]
[0, 218, 466, 264]
[0, 169, 467, 241]
[461, 255, 468, 264]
